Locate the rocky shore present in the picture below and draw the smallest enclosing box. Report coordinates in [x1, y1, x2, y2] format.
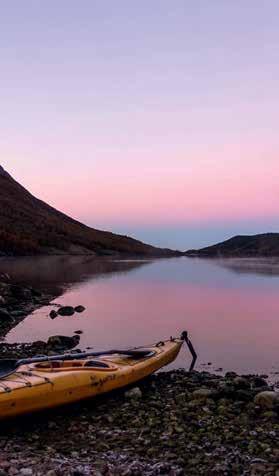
[0, 277, 278, 475]
[0, 275, 85, 358]
[0, 370, 278, 475]
[0, 274, 59, 338]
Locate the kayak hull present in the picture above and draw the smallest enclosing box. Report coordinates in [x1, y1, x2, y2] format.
[0, 339, 183, 419]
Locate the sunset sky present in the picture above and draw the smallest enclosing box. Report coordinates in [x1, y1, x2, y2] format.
[1, 1, 279, 249]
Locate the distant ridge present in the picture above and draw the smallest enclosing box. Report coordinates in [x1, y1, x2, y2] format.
[185, 233, 279, 257]
[0, 165, 179, 257]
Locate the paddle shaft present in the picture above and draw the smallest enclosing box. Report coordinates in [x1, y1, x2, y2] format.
[18, 348, 152, 367]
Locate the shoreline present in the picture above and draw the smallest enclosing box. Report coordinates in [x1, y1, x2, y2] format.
[0, 276, 61, 342]
[0, 369, 278, 475]
[0, 278, 83, 358]
[0, 278, 278, 475]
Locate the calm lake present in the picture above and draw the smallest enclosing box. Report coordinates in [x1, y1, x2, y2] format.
[1, 256, 279, 379]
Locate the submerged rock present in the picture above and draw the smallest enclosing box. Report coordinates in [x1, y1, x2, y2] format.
[75, 305, 86, 313]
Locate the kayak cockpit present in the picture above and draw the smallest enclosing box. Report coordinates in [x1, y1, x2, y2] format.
[32, 360, 118, 372]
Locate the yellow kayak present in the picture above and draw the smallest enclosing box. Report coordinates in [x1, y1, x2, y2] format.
[0, 334, 195, 420]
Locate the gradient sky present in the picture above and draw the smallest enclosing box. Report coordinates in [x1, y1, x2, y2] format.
[1, 1, 279, 249]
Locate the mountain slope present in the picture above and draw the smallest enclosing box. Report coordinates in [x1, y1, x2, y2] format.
[185, 233, 279, 257]
[0, 166, 177, 256]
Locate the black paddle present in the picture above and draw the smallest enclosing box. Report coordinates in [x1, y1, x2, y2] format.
[0, 348, 154, 379]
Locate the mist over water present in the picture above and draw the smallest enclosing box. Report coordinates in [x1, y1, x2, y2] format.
[2, 256, 279, 380]
[0, 256, 148, 294]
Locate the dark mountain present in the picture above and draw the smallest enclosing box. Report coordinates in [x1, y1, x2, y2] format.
[0, 165, 178, 257]
[185, 233, 279, 257]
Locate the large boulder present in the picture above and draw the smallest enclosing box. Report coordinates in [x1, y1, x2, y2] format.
[49, 310, 58, 319]
[47, 335, 80, 350]
[254, 391, 279, 409]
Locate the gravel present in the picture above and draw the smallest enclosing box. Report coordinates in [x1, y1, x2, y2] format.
[0, 370, 278, 475]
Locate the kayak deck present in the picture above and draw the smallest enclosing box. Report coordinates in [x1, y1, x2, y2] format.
[0, 339, 183, 419]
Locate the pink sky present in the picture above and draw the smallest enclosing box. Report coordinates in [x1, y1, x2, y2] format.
[1, 2, 279, 248]
[6, 148, 278, 226]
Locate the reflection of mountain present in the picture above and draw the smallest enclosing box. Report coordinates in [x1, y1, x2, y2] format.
[0, 257, 152, 340]
[0, 256, 151, 294]
[215, 258, 279, 277]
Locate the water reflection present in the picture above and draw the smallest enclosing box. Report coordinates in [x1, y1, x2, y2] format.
[4, 257, 279, 379]
[215, 257, 279, 277]
[0, 256, 151, 294]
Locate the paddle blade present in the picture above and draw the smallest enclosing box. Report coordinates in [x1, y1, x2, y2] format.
[0, 360, 19, 379]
